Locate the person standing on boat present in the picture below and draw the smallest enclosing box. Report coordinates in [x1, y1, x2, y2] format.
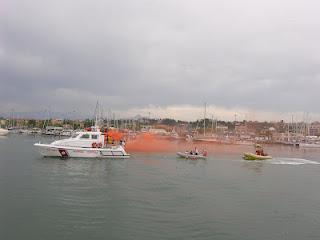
[120, 139, 126, 147]
[195, 147, 199, 155]
[107, 135, 113, 144]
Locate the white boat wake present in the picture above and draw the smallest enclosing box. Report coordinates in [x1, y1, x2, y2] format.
[270, 158, 320, 165]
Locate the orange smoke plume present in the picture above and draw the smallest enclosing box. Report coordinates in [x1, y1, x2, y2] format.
[126, 133, 178, 153]
[106, 129, 124, 141]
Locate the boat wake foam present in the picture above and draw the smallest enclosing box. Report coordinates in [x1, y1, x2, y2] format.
[270, 158, 320, 165]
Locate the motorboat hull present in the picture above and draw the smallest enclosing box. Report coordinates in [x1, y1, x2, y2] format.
[177, 152, 207, 160]
[34, 143, 130, 159]
[299, 143, 320, 148]
[243, 152, 272, 160]
[0, 128, 9, 136]
[193, 137, 219, 143]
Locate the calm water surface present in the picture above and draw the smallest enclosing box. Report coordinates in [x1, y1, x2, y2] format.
[1, 135, 320, 240]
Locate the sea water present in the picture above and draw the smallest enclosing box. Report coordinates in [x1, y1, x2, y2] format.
[1, 135, 320, 240]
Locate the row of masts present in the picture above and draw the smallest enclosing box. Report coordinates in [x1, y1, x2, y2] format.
[286, 114, 313, 141]
[93, 101, 137, 129]
[5, 103, 316, 137]
[201, 102, 219, 136]
[202, 103, 314, 139]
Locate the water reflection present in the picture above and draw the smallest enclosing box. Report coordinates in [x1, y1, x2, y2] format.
[175, 157, 207, 178]
[176, 158, 207, 166]
[35, 157, 129, 179]
[241, 161, 264, 173]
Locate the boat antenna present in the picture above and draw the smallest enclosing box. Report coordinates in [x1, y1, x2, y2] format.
[93, 100, 102, 128]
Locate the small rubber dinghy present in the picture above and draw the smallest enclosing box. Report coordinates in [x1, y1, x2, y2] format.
[243, 144, 272, 160]
[177, 151, 207, 160]
[243, 152, 272, 160]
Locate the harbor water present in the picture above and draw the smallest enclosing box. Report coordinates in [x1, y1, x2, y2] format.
[1, 135, 320, 240]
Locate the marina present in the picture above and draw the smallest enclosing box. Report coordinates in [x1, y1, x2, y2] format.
[1, 0, 320, 239]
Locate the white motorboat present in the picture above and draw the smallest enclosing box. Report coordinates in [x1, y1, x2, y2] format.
[193, 136, 219, 143]
[299, 143, 320, 148]
[34, 128, 130, 158]
[0, 128, 9, 136]
[60, 129, 74, 137]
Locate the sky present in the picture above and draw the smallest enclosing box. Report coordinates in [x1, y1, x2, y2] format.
[1, 0, 320, 121]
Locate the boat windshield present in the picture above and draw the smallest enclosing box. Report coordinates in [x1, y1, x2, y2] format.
[72, 134, 80, 138]
[92, 134, 98, 139]
[80, 133, 90, 139]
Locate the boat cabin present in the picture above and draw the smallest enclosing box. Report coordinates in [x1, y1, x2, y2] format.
[74, 132, 102, 140]
[51, 131, 105, 148]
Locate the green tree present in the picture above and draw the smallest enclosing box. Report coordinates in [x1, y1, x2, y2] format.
[28, 119, 36, 128]
[84, 119, 93, 128]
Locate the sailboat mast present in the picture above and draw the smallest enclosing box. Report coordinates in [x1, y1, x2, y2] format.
[203, 102, 207, 136]
[211, 115, 214, 135]
[94, 101, 98, 127]
[291, 115, 294, 141]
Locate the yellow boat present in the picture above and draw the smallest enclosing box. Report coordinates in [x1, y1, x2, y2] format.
[243, 152, 272, 160]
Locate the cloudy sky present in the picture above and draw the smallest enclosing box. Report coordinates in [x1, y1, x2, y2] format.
[1, 0, 320, 121]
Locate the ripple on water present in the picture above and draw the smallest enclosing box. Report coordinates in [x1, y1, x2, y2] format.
[269, 158, 320, 165]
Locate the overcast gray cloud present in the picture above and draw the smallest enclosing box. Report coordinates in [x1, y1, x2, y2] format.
[1, 0, 320, 120]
